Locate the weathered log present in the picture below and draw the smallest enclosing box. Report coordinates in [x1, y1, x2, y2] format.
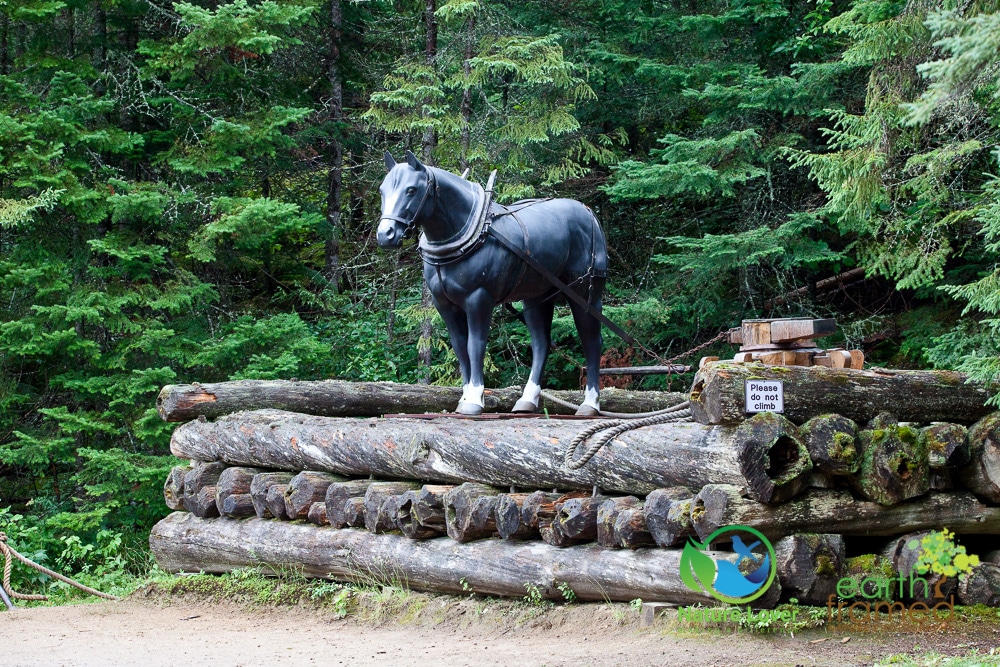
[394, 488, 446, 539]
[596, 497, 640, 548]
[171, 410, 812, 502]
[959, 413, 1000, 504]
[958, 563, 1000, 607]
[182, 462, 226, 517]
[614, 507, 656, 549]
[523, 491, 580, 530]
[734, 413, 813, 504]
[220, 493, 256, 518]
[922, 423, 970, 469]
[285, 471, 346, 520]
[164, 465, 190, 510]
[343, 496, 366, 528]
[643, 487, 694, 548]
[882, 532, 956, 604]
[799, 415, 859, 475]
[444, 483, 502, 542]
[494, 493, 537, 540]
[364, 481, 421, 533]
[250, 471, 294, 519]
[845, 554, 898, 599]
[325, 480, 375, 529]
[542, 495, 609, 547]
[157, 380, 686, 422]
[691, 484, 1000, 541]
[214, 467, 264, 516]
[265, 484, 291, 520]
[307, 502, 329, 526]
[849, 413, 929, 506]
[984, 549, 1000, 565]
[773, 534, 845, 606]
[150, 512, 780, 605]
[688, 361, 992, 426]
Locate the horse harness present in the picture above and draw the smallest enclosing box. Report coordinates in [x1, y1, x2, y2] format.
[402, 168, 637, 346]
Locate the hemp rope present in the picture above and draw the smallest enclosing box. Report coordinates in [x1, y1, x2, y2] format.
[0, 532, 119, 605]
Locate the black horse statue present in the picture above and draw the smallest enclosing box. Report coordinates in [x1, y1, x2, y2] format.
[376, 150, 608, 416]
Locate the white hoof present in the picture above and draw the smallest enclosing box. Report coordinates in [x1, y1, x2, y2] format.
[512, 399, 538, 413]
[456, 401, 483, 416]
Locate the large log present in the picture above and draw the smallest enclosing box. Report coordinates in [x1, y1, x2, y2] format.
[959, 413, 1000, 504]
[364, 481, 421, 533]
[395, 485, 454, 539]
[494, 493, 537, 540]
[881, 532, 956, 604]
[182, 462, 226, 518]
[157, 380, 686, 422]
[643, 487, 694, 547]
[220, 493, 256, 518]
[688, 361, 992, 426]
[541, 495, 609, 547]
[691, 484, 1000, 541]
[170, 410, 811, 501]
[848, 414, 929, 506]
[613, 506, 656, 549]
[444, 483, 502, 542]
[798, 415, 859, 475]
[596, 497, 639, 548]
[214, 467, 264, 516]
[324, 480, 375, 529]
[250, 472, 294, 519]
[773, 534, 845, 606]
[285, 471, 346, 520]
[151, 512, 781, 605]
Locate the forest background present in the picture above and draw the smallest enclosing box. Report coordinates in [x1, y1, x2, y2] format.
[2, 0, 1000, 596]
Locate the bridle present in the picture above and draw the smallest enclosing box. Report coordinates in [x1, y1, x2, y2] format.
[379, 168, 437, 240]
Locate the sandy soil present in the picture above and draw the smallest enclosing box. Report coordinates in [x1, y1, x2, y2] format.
[2, 596, 998, 667]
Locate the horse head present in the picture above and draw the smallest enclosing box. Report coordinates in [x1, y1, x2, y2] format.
[376, 150, 436, 248]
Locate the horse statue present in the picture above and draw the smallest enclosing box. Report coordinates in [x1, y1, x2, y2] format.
[376, 150, 608, 416]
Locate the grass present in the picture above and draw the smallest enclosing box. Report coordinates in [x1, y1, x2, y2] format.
[874, 651, 1000, 666]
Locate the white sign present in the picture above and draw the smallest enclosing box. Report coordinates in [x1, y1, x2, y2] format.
[745, 380, 784, 414]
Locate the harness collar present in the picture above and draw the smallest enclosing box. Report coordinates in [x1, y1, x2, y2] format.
[418, 170, 497, 266]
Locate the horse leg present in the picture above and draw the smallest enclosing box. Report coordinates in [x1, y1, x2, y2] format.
[456, 287, 494, 416]
[513, 298, 555, 413]
[435, 300, 473, 395]
[569, 278, 605, 416]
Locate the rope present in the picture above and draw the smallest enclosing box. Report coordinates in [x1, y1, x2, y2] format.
[563, 402, 693, 470]
[0, 532, 119, 605]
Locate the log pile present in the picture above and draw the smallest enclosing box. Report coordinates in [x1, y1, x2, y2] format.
[154, 372, 1000, 608]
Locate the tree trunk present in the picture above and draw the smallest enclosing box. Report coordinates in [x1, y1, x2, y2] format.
[417, 0, 438, 381]
[643, 487, 694, 547]
[325, 480, 376, 528]
[881, 532, 956, 604]
[324, 0, 344, 291]
[959, 413, 1000, 503]
[691, 484, 1000, 541]
[307, 502, 329, 526]
[458, 15, 476, 170]
[596, 497, 639, 548]
[444, 482, 501, 542]
[689, 361, 992, 426]
[250, 472, 294, 519]
[285, 471, 346, 520]
[773, 534, 845, 606]
[265, 484, 291, 520]
[214, 467, 264, 516]
[365, 481, 420, 533]
[170, 410, 811, 501]
[182, 462, 226, 517]
[798, 415, 859, 475]
[164, 465, 190, 511]
[150, 512, 780, 605]
[156, 380, 686, 422]
[958, 563, 1000, 607]
[221, 494, 256, 518]
[848, 414, 929, 506]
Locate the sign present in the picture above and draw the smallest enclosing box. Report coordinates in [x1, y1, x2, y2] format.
[745, 380, 783, 413]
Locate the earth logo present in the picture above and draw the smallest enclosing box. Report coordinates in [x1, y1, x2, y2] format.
[680, 525, 777, 604]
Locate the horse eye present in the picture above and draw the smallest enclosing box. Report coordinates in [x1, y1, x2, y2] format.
[406, 187, 416, 196]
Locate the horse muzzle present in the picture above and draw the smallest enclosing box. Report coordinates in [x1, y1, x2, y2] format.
[376, 218, 407, 248]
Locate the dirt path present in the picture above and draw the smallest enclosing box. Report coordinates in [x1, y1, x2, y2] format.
[3, 597, 998, 667]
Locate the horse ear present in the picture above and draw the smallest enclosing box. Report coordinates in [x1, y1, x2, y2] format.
[383, 151, 396, 172]
[404, 149, 425, 172]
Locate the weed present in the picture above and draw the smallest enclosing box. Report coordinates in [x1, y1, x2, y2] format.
[556, 581, 576, 604]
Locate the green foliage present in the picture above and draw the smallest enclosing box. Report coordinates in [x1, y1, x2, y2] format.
[909, 529, 980, 579]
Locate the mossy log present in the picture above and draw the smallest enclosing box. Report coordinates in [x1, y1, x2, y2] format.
[150, 512, 779, 605]
[250, 471, 294, 519]
[285, 471, 346, 520]
[881, 532, 956, 604]
[541, 496, 609, 547]
[643, 487, 694, 548]
[799, 415, 859, 475]
[922, 423, 970, 470]
[307, 502, 329, 526]
[170, 410, 812, 502]
[214, 467, 264, 516]
[596, 497, 640, 548]
[324, 480, 376, 529]
[182, 462, 226, 518]
[444, 483, 502, 542]
[691, 484, 1000, 541]
[164, 465, 190, 511]
[773, 534, 846, 606]
[848, 414, 929, 506]
[364, 481, 420, 533]
[157, 380, 686, 422]
[220, 493, 255, 518]
[688, 362, 992, 426]
[959, 413, 1000, 504]
[958, 563, 1000, 607]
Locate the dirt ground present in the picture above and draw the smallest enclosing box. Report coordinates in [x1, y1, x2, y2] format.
[2, 595, 999, 667]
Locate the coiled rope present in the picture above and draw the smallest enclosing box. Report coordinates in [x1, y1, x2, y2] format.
[0, 532, 119, 608]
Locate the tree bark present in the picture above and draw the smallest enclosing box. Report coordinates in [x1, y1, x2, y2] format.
[221, 494, 256, 518]
[689, 361, 992, 426]
[798, 414, 859, 475]
[596, 497, 639, 548]
[881, 532, 956, 604]
[250, 472, 294, 519]
[958, 413, 1000, 503]
[691, 484, 1000, 541]
[495, 492, 538, 540]
[285, 471, 346, 520]
[157, 380, 685, 422]
[214, 467, 264, 516]
[265, 484, 291, 521]
[182, 462, 226, 517]
[150, 512, 779, 605]
[343, 496, 366, 527]
[365, 481, 420, 533]
[170, 410, 810, 500]
[848, 414, 929, 506]
[922, 422, 970, 470]
[307, 502, 329, 526]
[541, 495, 609, 547]
[325, 480, 376, 528]
[614, 506, 656, 549]
[444, 482, 501, 542]
[643, 487, 694, 547]
[394, 487, 450, 539]
[773, 534, 845, 605]
[958, 563, 1000, 607]
[164, 465, 190, 511]
[324, 0, 344, 291]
